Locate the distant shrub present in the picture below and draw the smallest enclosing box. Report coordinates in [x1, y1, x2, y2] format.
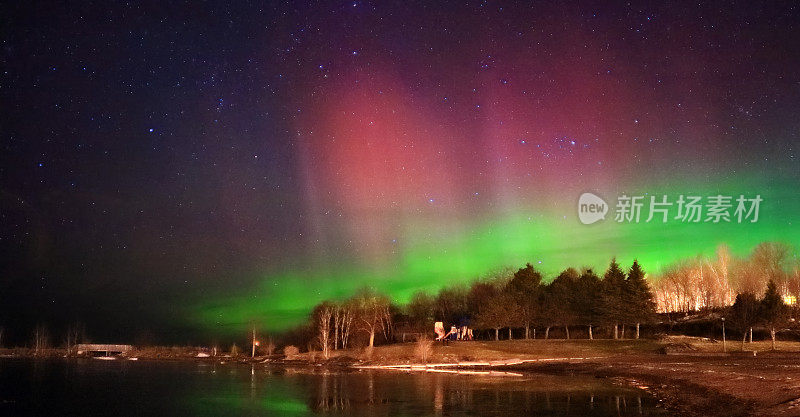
[414, 336, 434, 363]
[230, 343, 240, 356]
[283, 345, 300, 359]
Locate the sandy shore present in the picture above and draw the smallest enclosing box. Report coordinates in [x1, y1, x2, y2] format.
[506, 353, 799, 417]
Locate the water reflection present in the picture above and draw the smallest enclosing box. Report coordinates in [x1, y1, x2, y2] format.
[0, 359, 665, 416]
[293, 369, 663, 416]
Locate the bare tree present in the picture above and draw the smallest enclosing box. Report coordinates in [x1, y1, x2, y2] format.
[313, 302, 335, 358]
[65, 322, 86, 356]
[333, 304, 341, 349]
[335, 302, 354, 349]
[33, 324, 49, 356]
[653, 242, 796, 315]
[655, 259, 718, 313]
[654, 267, 697, 314]
[264, 338, 276, 356]
[697, 247, 736, 310]
[351, 289, 392, 349]
[734, 242, 791, 297]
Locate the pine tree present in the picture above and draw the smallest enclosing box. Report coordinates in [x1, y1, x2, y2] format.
[730, 293, 759, 350]
[507, 263, 542, 294]
[625, 260, 656, 339]
[760, 279, 789, 350]
[576, 268, 601, 339]
[600, 258, 627, 339]
[506, 263, 542, 339]
[547, 268, 580, 340]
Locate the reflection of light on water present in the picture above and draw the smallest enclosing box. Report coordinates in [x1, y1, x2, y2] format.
[10, 361, 660, 416]
[300, 370, 657, 415]
[196, 364, 660, 416]
[423, 369, 524, 377]
[249, 364, 255, 399]
[434, 376, 443, 412]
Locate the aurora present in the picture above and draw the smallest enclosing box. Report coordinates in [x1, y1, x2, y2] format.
[193, 173, 800, 336]
[2, 1, 798, 344]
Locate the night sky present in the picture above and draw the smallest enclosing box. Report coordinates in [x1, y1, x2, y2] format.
[2, 1, 799, 344]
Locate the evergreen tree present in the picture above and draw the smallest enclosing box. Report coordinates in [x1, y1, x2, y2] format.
[507, 263, 542, 294]
[505, 263, 542, 339]
[760, 279, 789, 350]
[729, 293, 759, 350]
[600, 258, 627, 339]
[625, 260, 656, 338]
[547, 268, 580, 339]
[575, 268, 602, 339]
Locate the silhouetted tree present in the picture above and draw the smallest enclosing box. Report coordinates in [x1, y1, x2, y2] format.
[729, 293, 759, 350]
[505, 263, 542, 338]
[547, 268, 580, 339]
[476, 292, 519, 340]
[600, 259, 627, 339]
[407, 291, 435, 332]
[760, 279, 789, 350]
[625, 260, 656, 338]
[575, 268, 602, 339]
[434, 285, 468, 324]
[466, 280, 500, 313]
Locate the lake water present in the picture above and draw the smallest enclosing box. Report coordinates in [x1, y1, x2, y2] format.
[0, 358, 667, 416]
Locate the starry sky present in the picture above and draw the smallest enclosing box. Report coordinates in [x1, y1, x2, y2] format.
[1, 1, 799, 344]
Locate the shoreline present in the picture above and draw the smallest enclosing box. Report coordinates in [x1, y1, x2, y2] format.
[4, 338, 800, 416]
[0, 352, 784, 416]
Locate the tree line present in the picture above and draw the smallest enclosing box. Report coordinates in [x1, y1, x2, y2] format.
[406, 259, 656, 341]
[728, 276, 795, 350]
[653, 242, 799, 313]
[299, 241, 797, 353]
[299, 258, 658, 355]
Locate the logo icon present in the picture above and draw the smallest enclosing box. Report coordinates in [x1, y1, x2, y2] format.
[578, 192, 608, 224]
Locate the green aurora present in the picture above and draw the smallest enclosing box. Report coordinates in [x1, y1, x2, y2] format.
[190, 174, 800, 336]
